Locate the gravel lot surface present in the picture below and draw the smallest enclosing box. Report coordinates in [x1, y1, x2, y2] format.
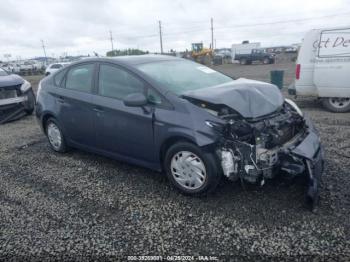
[0, 63, 349, 261]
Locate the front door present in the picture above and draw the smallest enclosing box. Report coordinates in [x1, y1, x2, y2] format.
[93, 63, 156, 163]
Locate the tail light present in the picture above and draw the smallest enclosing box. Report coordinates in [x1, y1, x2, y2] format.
[296, 64, 301, 80]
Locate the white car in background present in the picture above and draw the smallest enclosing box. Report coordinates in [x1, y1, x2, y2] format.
[45, 62, 70, 76]
[291, 26, 350, 112]
[1, 63, 20, 73]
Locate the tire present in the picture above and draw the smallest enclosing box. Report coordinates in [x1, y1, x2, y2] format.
[45, 117, 68, 153]
[24, 89, 35, 115]
[322, 97, 350, 113]
[240, 58, 247, 65]
[263, 57, 270, 64]
[164, 142, 221, 195]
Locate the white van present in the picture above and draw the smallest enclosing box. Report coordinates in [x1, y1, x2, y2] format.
[291, 26, 350, 112]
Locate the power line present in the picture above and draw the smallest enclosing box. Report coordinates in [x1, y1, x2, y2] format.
[93, 11, 350, 44]
[215, 12, 350, 30]
[162, 11, 350, 37]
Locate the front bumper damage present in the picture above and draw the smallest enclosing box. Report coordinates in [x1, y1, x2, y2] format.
[0, 93, 30, 124]
[220, 116, 324, 210]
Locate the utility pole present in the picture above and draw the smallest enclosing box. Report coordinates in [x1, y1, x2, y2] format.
[41, 39, 47, 65]
[109, 30, 114, 52]
[159, 20, 163, 54]
[210, 18, 214, 50]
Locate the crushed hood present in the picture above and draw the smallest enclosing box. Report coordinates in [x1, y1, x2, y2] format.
[182, 78, 284, 118]
[0, 74, 24, 88]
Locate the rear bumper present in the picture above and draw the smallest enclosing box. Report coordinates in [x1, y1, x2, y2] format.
[288, 83, 296, 95]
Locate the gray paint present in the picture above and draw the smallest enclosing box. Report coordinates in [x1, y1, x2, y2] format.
[183, 78, 284, 118]
[36, 56, 321, 172]
[0, 74, 24, 88]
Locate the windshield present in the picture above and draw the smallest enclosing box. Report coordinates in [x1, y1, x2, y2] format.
[0, 68, 8, 76]
[136, 60, 233, 95]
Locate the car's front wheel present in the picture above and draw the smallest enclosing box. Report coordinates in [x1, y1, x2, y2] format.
[45, 118, 67, 153]
[263, 57, 270, 64]
[164, 142, 221, 195]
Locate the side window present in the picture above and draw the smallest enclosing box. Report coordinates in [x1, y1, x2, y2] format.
[65, 64, 94, 93]
[147, 88, 162, 105]
[98, 64, 145, 100]
[53, 69, 66, 87]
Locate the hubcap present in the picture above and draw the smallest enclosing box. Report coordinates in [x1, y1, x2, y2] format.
[170, 151, 207, 190]
[329, 97, 350, 109]
[47, 122, 62, 150]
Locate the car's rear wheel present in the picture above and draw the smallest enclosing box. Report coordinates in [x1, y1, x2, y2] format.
[240, 58, 247, 65]
[164, 142, 221, 195]
[322, 97, 350, 112]
[45, 118, 67, 153]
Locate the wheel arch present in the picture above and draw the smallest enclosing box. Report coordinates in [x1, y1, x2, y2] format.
[159, 136, 195, 167]
[159, 134, 218, 170]
[41, 112, 58, 134]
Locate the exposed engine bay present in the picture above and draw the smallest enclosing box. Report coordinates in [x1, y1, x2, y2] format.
[219, 101, 306, 183]
[186, 95, 324, 210]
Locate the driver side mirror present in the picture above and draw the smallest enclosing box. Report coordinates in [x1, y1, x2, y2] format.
[123, 93, 148, 107]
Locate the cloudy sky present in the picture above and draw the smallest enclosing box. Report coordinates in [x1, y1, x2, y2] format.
[1, 0, 350, 59]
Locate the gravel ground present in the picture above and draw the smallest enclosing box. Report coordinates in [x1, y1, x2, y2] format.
[0, 63, 350, 261]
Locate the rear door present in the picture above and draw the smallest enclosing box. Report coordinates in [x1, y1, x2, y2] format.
[295, 30, 318, 96]
[55, 62, 97, 148]
[93, 63, 156, 163]
[313, 28, 350, 97]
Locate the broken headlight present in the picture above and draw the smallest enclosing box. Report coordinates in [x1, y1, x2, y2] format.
[20, 80, 31, 93]
[285, 98, 303, 117]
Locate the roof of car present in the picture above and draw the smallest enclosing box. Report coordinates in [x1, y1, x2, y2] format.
[74, 55, 182, 66]
[111, 55, 181, 65]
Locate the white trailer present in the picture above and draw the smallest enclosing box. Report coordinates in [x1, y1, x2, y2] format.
[231, 42, 261, 62]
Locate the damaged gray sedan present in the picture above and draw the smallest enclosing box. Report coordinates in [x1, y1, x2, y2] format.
[0, 68, 35, 124]
[36, 56, 323, 210]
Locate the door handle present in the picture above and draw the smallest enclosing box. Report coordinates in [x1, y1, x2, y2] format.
[57, 96, 65, 103]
